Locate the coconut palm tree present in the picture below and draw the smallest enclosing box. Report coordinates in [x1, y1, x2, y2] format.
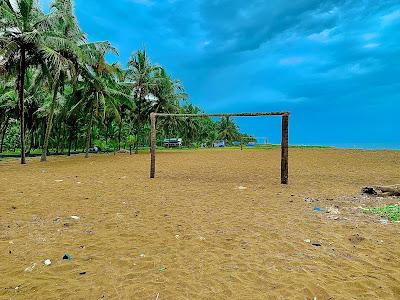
[126, 49, 160, 153]
[71, 48, 131, 158]
[217, 116, 240, 142]
[40, 0, 85, 161]
[0, 0, 75, 163]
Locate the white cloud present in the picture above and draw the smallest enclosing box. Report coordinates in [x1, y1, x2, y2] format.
[363, 43, 380, 49]
[382, 10, 400, 25]
[279, 56, 306, 66]
[307, 28, 335, 43]
[362, 33, 378, 41]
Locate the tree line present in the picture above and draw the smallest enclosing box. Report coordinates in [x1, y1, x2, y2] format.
[0, 0, 254, 164]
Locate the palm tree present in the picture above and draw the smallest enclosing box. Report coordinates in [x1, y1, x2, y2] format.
[126, 49, 159, 153]
[40, 0, 85, 161]
[0, 79, 18, 153]
[71, 47, 131, 158]
[217, 116, 240, 142]
[0, 0, 73, 163]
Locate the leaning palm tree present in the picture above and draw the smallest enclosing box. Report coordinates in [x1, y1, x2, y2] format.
[40, 0, 86, 161]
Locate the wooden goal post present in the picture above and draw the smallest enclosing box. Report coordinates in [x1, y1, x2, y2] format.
[150, 112, 290, 184]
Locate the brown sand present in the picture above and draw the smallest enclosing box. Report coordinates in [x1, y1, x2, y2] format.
[1, 148, 399, 299]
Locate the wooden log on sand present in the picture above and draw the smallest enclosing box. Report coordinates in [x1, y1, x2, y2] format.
[362, 185, 400, 196]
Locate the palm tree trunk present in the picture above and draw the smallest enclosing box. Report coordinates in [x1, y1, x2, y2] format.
[26, 129, 34, 155]
[0, 116, 10, 153]
[118, 122, 122, 150]
[134, 129, 139, 154]
[41, 80, 60, 162]
[85, 106, 94, 158]
[17, 47, 26, 164]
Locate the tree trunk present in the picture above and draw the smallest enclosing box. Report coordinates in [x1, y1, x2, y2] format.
[0, 116, 10, 153]
[118, 122, 122, 150]
[134, 130, 139, 154]
[105, 122, 109, 148]
[68, 136, 72, 156]
[68, 123, 75, 156]
[41, 80, 60, 162]
[85, 106, 94, 158]
[17, 47, 26, 164]
[26, 129, 34, 155]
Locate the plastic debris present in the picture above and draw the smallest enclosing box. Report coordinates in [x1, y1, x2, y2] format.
[63, 253, 73, 261]
[199, 236, 206, 241]
[238, 186, 247, 190]
[139, 253, 145, 258]
[304, 239, 311, 243]
[54, 180, 64, 182]
[175, 235, 180, 239]
[304, 197, 316, 203]
[380, 219, 389, 225]
[312, 243, 322, 247]
[79, 272, 86, 275]
[24, 263, 37, 272]
[313, 207, 323, 212]
[327, 206, 340, 214]
[71, 216, 80, 220]
[159, 266, 167, 272]
[44, 259, 52, 266]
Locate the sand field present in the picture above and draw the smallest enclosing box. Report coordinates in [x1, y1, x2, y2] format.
[1, 148, 400, 299]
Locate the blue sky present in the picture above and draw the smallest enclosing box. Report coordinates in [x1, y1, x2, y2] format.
[40, 0, 400, 148]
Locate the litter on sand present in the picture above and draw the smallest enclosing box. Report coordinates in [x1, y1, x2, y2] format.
[44, 259, 52, 266]
[63, 253, 73, 261]
[24, 263, 37, 272]
[71, 216, 80, 220]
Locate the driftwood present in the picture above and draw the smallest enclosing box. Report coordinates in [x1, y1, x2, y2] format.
[362, 185, 400, 197]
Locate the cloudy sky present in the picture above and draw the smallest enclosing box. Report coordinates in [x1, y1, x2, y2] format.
[40, 0, 400, 148]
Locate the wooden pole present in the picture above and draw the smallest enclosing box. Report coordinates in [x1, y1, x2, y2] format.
[154, 112, 289, 118]
[281, 115, 289, 184]
[240, 137, 243, 151]
[150, 113, 156, 178]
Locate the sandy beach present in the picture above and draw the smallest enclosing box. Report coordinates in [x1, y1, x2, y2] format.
[1, 148, 399, 299]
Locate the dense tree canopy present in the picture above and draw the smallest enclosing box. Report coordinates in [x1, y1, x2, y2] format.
[0, 0, 254, 163]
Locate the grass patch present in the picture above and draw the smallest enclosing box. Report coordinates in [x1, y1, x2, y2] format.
[364, 205, 400, 221]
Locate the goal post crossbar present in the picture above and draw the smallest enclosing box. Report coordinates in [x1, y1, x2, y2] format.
[149, 111, 290, 184]
[153, 112, 290, 117]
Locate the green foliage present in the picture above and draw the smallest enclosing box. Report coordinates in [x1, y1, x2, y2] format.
[0, 0, 251, 159]
[364, 205, 400, 221]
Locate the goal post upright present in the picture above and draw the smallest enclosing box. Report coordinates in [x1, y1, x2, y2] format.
[150, 112, 156, 178]
[149, 111, 290, 184]
[281, 114, 289, 184]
